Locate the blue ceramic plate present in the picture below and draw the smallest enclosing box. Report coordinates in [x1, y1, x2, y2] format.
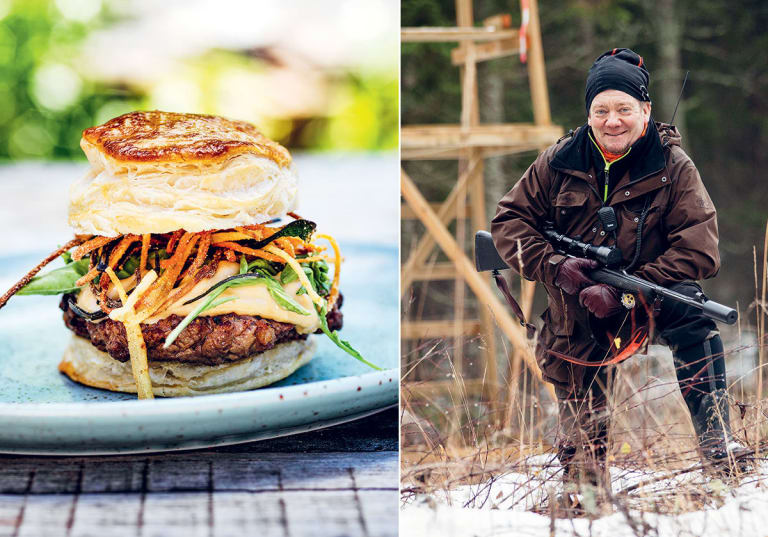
[0, 243, 398, 454]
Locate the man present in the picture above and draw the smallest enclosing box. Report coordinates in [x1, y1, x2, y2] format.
[490, 49, 748, 495]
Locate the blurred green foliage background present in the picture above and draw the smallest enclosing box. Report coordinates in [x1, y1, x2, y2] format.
[0, 0, 398, 159]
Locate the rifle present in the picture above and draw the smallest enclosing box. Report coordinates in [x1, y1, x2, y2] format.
[474, 229, 737, 325]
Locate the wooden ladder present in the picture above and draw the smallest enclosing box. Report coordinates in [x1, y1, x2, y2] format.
[401, 0, 561, 414]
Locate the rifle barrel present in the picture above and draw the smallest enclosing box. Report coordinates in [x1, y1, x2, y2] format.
[590, 267, 737, 325]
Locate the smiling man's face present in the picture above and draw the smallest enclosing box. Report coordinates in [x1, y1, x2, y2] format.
[588, 89, 651, 154]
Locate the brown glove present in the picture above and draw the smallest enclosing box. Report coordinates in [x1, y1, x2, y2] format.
[579, 284, 623, 318]
[554, 257, 599, 295]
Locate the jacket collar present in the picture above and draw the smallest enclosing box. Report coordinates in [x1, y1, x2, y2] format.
[550, 118, 667, 183]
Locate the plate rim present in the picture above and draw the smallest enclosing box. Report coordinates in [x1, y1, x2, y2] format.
[0, 367, 398, 417]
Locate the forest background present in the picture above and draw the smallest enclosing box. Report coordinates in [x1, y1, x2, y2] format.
[401, 0, 768, 449]
[402, 0, 768, 311]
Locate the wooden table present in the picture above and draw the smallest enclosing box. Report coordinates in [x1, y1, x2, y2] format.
[0, 407, 398, 537]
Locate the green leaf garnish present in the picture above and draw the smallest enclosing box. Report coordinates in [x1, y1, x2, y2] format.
[316, 302, 381, 370]
[247, 258, 282, 276]
[116, 249, 169, 279]
[281, 259, 331, 296]
[239, 255, 248, 275]
[17, 258, 90, 296]
[247, 219, 316, 250]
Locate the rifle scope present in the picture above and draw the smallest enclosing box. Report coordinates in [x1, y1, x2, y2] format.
[543, 228, 623, 268]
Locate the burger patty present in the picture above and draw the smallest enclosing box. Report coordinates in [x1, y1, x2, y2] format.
[60, 293, 343, 366]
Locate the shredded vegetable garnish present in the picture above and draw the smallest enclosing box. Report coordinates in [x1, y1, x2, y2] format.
[1, 217, 379, 400]
[211, 231, 254, 243]
[316, 302, 380, 370]
[104, 267, 128, 305]
[140, 234, 151, 272]
[265, 244, 324, 307]
[315, 234, 341, 308]
[165, 230, 184, 254]
[0, 238, 87, 310]
[125, 322, 154, 399]
[75, 266, 101, 287]
[109, 270, 157, 323]
[135, 233, 198, 317]
[107, 235, 140, 271]
[107, 269, 158, 400]
[72, 235, 117, 261]
[212, 241, 285, 263]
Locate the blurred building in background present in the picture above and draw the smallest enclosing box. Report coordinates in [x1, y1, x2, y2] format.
[0, 0, 398, 159]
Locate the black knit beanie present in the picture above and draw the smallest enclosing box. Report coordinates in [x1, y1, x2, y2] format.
[585, 48, 651, 112]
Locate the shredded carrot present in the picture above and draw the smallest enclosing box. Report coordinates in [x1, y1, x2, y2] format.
[212, 241, 285, 263]
[135, 233, 199, 316]
[297, 256, 328, 263]
[210, 231, 253, 243]
[149, 231, 214, 319]
[222, 248, 237, 263]
[72, 235, 118, 261]
[107, 235, 140, 270]
[275, 237, 296, 257]
[179, 231, 211, 283]
[98, 273, 113, 314]
[315, 234, 341, 307]
[166, 230, 184, 254]
[140, 234, 151, 272]
[234, 226, 264, 240]
[240, 223, 270, 232]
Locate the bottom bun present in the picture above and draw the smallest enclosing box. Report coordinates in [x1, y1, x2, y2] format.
[59, 334, 317, 397]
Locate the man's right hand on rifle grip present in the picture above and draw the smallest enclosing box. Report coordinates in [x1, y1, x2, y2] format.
[554, 257, 600, 295]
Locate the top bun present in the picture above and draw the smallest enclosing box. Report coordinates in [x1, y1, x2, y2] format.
[69, 111, 298, 236]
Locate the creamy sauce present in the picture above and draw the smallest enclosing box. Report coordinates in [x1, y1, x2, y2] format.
[75, 262, 320, 334]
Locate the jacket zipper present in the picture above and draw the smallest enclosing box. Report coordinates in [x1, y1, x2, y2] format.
[588, 131, 632, 202]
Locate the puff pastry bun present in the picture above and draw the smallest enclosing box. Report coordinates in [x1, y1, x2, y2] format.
[69, 111, 298, 236]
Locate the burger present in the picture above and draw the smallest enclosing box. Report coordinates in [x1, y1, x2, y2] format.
[0, 111, 375, 398]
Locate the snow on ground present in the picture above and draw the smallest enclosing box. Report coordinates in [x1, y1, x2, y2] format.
[401, 455, 768, 537]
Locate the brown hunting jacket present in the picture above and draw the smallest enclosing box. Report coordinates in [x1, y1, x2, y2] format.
[491, 122, 719, 390]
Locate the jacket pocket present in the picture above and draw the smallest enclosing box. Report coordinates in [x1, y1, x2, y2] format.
[553, 190, 589, 229]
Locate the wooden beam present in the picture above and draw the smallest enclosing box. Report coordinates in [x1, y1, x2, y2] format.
[401, 169, 556, 402]
[408, 263, 458, 281]
[451, 37, 518, 65]
[460, 43, 477, 130]
[402, 145, 545, 161]
[402, 203, 472, 220]
[525, 0, 552, 125]
[401, 124, 563, 152]
[401, 157, 481, 291]
[401, 27, 518, 43]
[401, 320, 481, 339]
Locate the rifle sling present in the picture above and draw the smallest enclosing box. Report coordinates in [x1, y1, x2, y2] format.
[492, 271, 647, 367]
[492, 272, 537, 339]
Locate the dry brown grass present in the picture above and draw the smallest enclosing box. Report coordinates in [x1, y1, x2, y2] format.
[400, 221, 768, 523]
